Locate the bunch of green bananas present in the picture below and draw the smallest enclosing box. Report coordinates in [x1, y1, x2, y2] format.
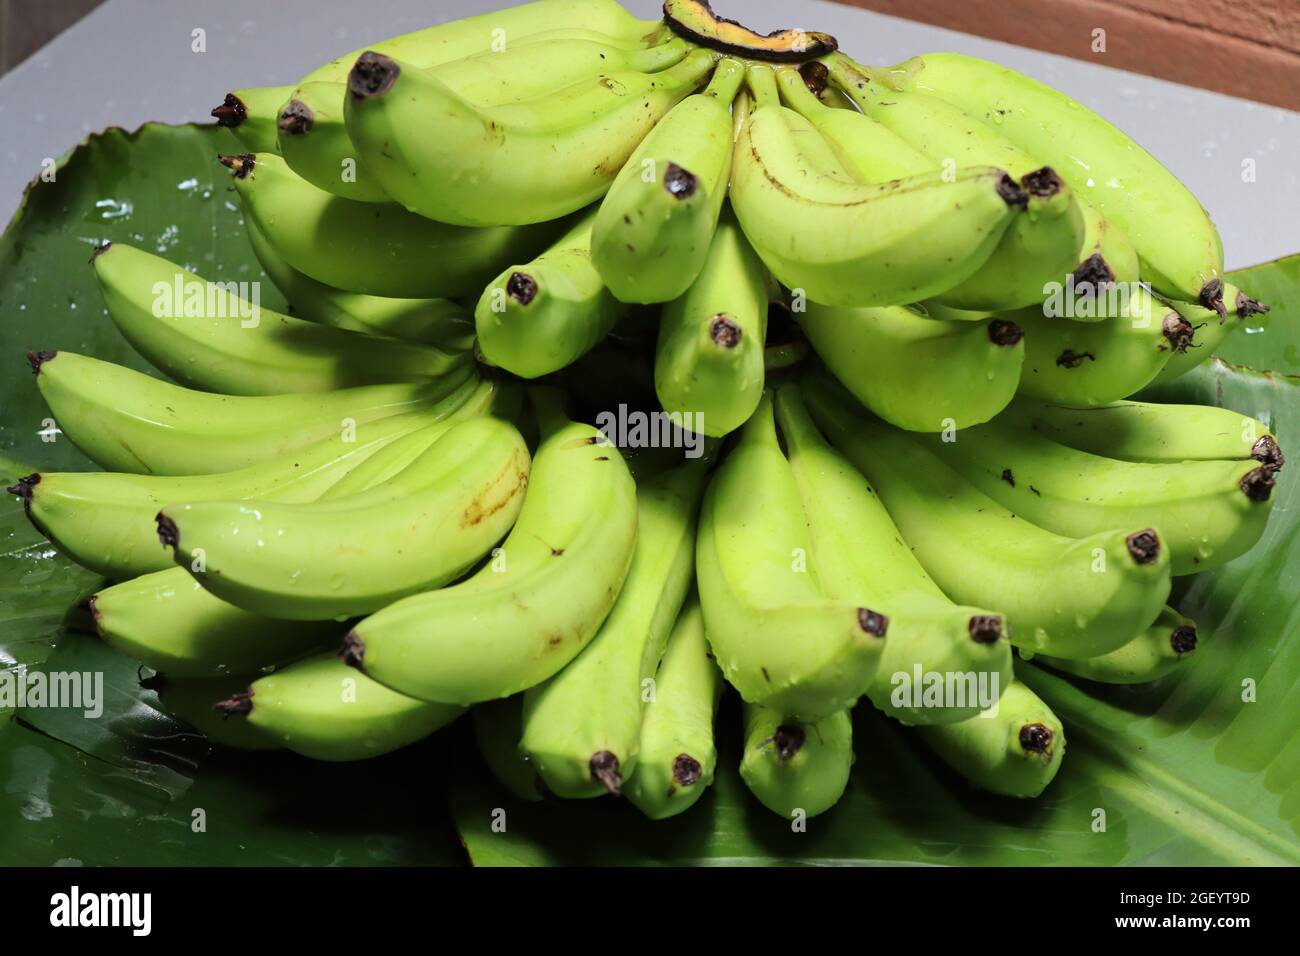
[4, 0, 1283, 825]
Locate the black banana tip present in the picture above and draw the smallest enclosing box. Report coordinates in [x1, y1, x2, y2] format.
[1236, 291, 1269, 319]
[138, 671, 166, 694]
[988, 319, 1024, 347]
[1020, 167, 1064, 199]
[6, 473, 38, 502]
[1019, 723, 1054, 755]
[709, 315, 742, 348]
[339, 632, 365, 669]
[663, 162, 699, 200]
[857, 607, 889, 637]
[83, 593, 103, 631]
[1170, 625, 1199, 655]
[968, 615, 1004, 644]
[210, 92, 247, 128]
[772, 724, 806, 762]
[1072, 253, 1116, 294]
[1252, 435, 1284, 472]
[995, 173, 1029, 207]
[89, 240, 112, 263]
[673, 753, 703, 787]
[349, 51, 400, 100]
[1240, 466, 1276, 502]
[506, 272, 539, 306]
[155, 513, 180, 551]
[26, 349, 56, 374]
[277, 99, 314, 135]
[589, 750, 623, 796]
[217, 153, 255, 178]
[799, 60, 830, 95]
[1161, 313, 1195, 353]
[213, 690, 254, 718]
[1126, 529, 1162, 565]
[1199, 278, 1227, 322]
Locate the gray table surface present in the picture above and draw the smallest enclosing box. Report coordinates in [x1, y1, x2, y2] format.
[1, 0, 1297, 269]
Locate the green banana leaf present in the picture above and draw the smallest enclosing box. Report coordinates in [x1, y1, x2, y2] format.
[2, 123, 1299, 866]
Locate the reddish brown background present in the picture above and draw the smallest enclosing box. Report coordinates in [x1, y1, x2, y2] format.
[837, 0, 1300, 111]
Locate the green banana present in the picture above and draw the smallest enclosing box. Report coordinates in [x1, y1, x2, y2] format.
[775, 385, 1012, 725]
[93, 242, 466, 394]
[343, 48, 718, 226]
[223, 152, 561, 298]
[475, 209, 628, 379]
[1155, 286, 1270, 383]
[1038, 606, 1199, 685]
[343, 391, 639, 705]
[1010, 286, 1193, 405]
[925, 413, 1277, 575]
[729, 64, 1024, 308]
[695, 394, 887, 719]
[31, 350, 475, 475]
[803, 376, 1171, 660]
[824, 55, 1086, 313]
[520, 459, 706, 798]
[625, 598, 723, 820]
[654, 211, 769, 438]
[158, 416, 530, 620]
[214, 652, 463, 761]
[915, 679, 1064, 798]
[1015, 398, 1283, 468]
[246, 220, 476, 348]
[278, 35, 687, 203]
[591, 57, 745, 303]
[797, 299, 1024, 432]
[739, 704, 853, 820]
[887, 51, 1225, 311]
[474, 696, 546, 802]
[211, 86, 293, 154]
[140, 672, 277, 751]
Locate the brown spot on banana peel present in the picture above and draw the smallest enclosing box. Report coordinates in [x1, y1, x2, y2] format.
[988, 320, 1023, 347]
[799, 61, 830, 96]
[1125, 528, 1161, 565]
[339, 632, 365, 669]
[1018, 723, 1054, 756]
[1019, 167, 1063, 199]
[1252, 435, 1284, 471]
[210, 92, 247, 128]
[663, 162, 698, 199]
[589, 750, 623, 795]
[1000, 468, 1015, 487]
[155, 513, 181, 551]
[1056, 349, 1094, 369]
[673, 754, 703, 787]
[213, 689, 254, 718]
[506, 272, 539, 306]
[277, 99, 314, 135]
[968, 615, 1004, 644]
[662, 0, 838, 62]
[460, 456, 529, 528]
[1170, 625, 1198, 655]
[26, 349, 56, 374]
[771, 724, 806, 762]
[1161, 313, 1195, 353]
[217, 153, 256, 179]
[857, 607, 889, 637]
[349, 51, 400, 99]
[1240, 466, 1276, 502]
[709, 315, 742, 348]
[1199, 278, 1227, 322]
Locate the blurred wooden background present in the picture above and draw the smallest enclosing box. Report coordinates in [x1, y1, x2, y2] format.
[838, 0, 1300, 110]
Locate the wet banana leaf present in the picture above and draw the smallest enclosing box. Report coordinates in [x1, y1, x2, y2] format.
[2, 123, 1300, 866]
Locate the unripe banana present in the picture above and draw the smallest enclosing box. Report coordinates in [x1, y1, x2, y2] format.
[475, 210, 628, 379]
[223, 152, 561, 298]
[591, 58, 745, 303]
[246, 220, 476, 348]
[520, 459, 707, 798]
[158, 416, 530, 620]
[915, 679, 1064, 798]
[211, 86, 292, 154]
[275, 81, 392, 203]
[93, 243, 466, 394]
[696, 394, 887, 719]
[1037, 606, 1199, 684]
[474, 696, 546, 802]
[625, 598, 723, 820]
[797, 300, 1024, 432]
[888, 51, 1225, 311]
[1014, 398, 1283, 468]
[803, 375, 1171, 660]
[344, 391, 639, 705]
[729, 65, 1023, 308]
[739, 704, 853, 820]
[775, 384, 1012, 725]
[1009, 286, 1192, 405]
[30, 350, 475, 475]
[655, 212, 769, 438]
[1154, 286, 1270, 383]
[140, 672, 277, 751]
[924, 413, 1277, 575]
[825, 55, 1086, 313]
[344, 48, 718, 227]
[214, 652, 463, 761]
